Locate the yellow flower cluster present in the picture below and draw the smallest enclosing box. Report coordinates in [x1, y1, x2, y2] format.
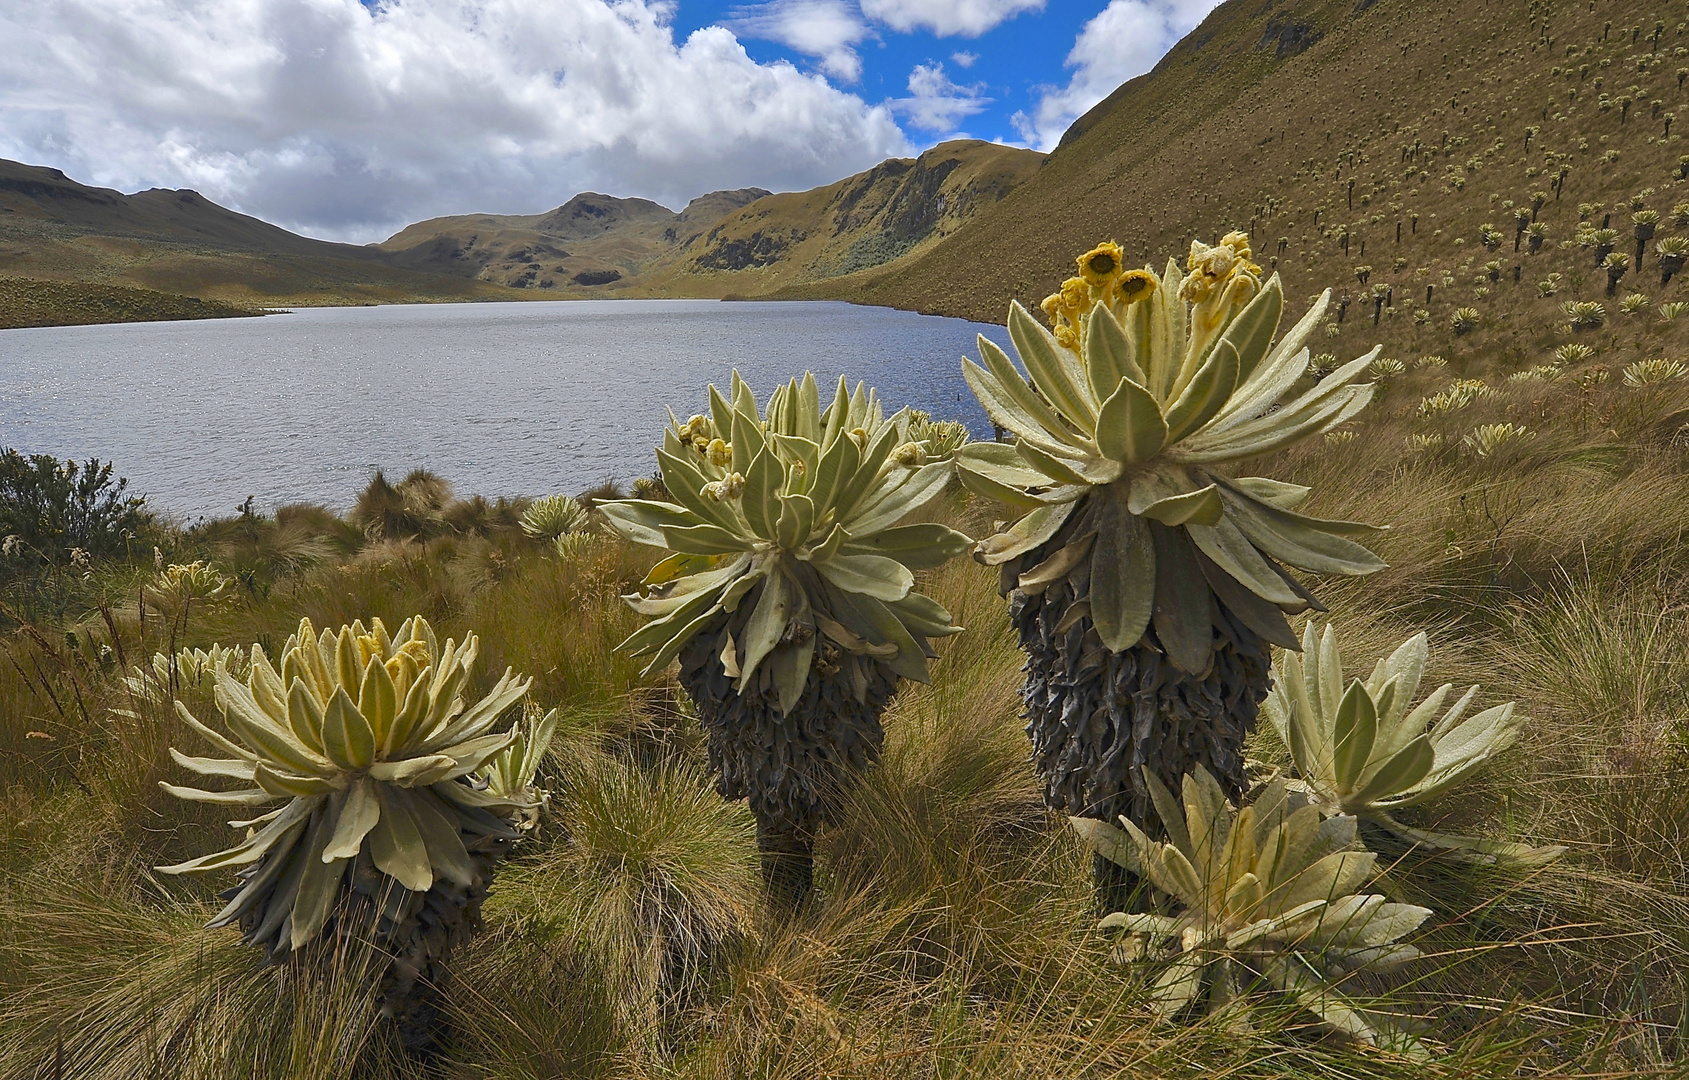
[1040, 241, 1162, 352]
[679, 414, 737, 467]
[1180, 231, 1260, 305]
[1036, 233, 1262, 359]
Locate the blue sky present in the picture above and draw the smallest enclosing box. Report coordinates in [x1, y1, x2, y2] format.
[0, 0, 1219, 241]
[669, 1, 1112, 147]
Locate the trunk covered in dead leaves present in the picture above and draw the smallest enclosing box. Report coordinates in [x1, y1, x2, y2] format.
[676, 598, 898, 908]
[1002, 493, 1275, 912]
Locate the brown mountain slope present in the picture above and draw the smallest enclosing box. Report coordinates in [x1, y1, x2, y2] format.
[376, 188, 769, 291]
[0, 160, 514, 306]
[373, 140, 1041, 298]
[632, 139, 1043, 298]
[796, 0, 1689, 380]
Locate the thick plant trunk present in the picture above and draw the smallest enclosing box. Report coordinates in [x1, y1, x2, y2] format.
[755, 821, 816, 910]
[1012, 582, 1271, 826]
[676, 608, 897, 910]
[226, 833, 515, 1053]
[1006, 514, 1274, 915]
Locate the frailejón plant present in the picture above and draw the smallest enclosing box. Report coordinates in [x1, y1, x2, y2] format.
[1073, 768, 1430, 1050]
[906, 409, 971, 459]
[1463, 422, 1534, 457]
[521, 493, 594, 556]
[601, 371, 969, 902]
[1263, 623, 1563, 865]
[143, 560, 232, 615]
[1623, 357, 1689, 386]
[953, 234, 1386, 883]
[156, 616, 550, 1044]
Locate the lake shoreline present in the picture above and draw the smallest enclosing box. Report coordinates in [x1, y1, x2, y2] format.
[0, 277, 281, 330]
[0, 299, 1003, 518]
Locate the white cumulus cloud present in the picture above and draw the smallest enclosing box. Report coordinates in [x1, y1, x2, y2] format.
[1012, 0, 1220, 151]
[0, 0, 912, 242]
[890, 62, 990, 134]
[725, 0, 874, 82]
[860, 0, 1044, 37]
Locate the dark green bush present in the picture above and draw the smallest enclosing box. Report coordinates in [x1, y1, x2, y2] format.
[0, 448, 149, 576]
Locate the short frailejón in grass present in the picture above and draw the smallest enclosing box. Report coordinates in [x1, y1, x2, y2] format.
[156, 616, 554, 1048]
[1264, 622, 1564, 866]
[1073, 767, 1431, 1052]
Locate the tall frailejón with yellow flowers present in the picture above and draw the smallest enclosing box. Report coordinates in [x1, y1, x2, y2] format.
[602, 372, 970, 905]
[955, 235, 1387, 888]
[155, 616, 555, 1048]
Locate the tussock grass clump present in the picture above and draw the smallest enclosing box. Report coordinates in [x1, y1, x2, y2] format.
[0, 881, 409, 1079]
[504, 753, 761, 1042]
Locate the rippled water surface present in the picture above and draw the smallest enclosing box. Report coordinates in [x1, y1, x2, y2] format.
[0, 300, 1007, 518]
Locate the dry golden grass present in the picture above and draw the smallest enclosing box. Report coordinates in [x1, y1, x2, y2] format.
[5, 350, 1689, 1075]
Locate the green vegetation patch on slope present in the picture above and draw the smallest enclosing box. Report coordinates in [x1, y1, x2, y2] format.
[0, 277, 269, 329]
[0, 159, 524, 312]
[374, 188, 771, 293]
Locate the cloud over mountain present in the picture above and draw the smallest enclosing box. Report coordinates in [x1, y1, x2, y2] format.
[0, 0, 910, 242]
[1013, 0, 1219, 151]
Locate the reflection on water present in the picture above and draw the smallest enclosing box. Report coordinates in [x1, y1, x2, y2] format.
[0, 300, 1007, 518]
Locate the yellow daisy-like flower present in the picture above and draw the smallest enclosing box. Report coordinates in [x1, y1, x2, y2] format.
[1077, 241, 1125, 287]
[1114, 269, 1158, 306]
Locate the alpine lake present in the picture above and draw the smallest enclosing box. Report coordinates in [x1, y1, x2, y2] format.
[0, 300, 1008, 518]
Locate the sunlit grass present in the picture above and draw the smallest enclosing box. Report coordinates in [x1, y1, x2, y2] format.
[5, 348, 1689, 1075]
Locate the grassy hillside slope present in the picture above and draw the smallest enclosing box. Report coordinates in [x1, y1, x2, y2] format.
[0, 161, 517, 309]
[804, 0, 1689, 381]
[632, 140, 1043, 298]
[0, 141, 1040, 321]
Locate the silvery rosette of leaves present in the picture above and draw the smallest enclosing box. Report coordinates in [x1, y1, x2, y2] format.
[1073, 768, 1430, 1051]
[599, 370, 970, 713]
[956, 234, 1387, 668]
[1264, 623, 1565, 866]
[156, 616, 548, 959]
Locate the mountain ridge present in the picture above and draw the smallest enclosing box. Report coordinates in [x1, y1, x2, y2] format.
[0, 139, 1041, 317]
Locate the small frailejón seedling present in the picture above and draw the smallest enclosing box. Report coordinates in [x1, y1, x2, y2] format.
[1072, 769, 1430, 1051]
[953, 234, 1386, 899]
[156, 616, 555, 1047]
[1263, 623, 1563, 865]
[520, 493, 595, 556]
[600, 371, 970, 904]
[1462, 422, 1534, 458]
[906, 408, 971, 459]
